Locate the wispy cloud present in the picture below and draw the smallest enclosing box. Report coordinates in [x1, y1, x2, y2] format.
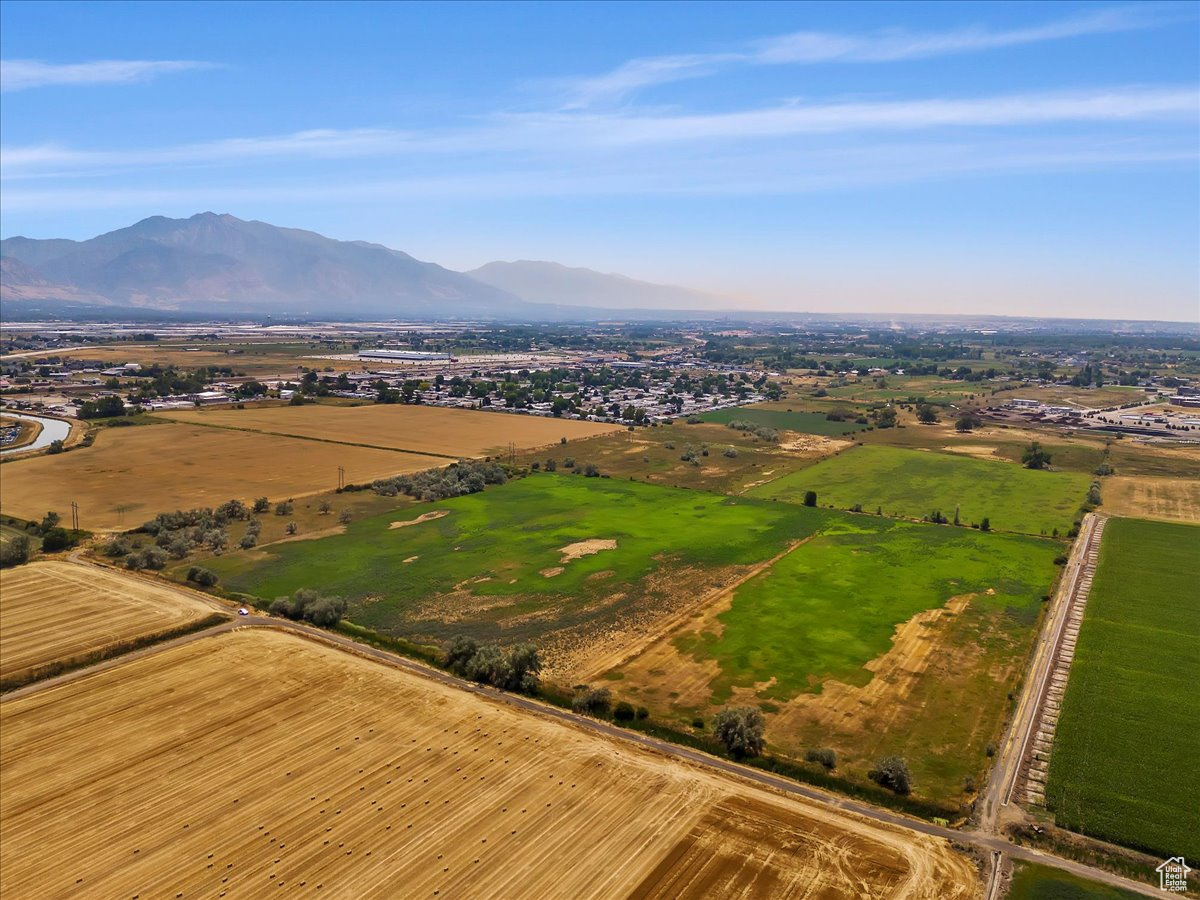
[0, 59, 215, 91]
[4, 86, 1195, 176]
[561, 5, 1188, 107]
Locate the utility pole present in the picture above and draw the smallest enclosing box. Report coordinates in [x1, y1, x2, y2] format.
[70, 501, 79, 532]
[337, 466, 346, 490]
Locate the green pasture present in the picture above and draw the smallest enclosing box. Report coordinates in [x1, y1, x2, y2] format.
[670, 514, 1058, 801]
[748, 444, 1089, 535]
[1045, 517, 1200, 860]
[1008, 862, 1144, 900]
[683, 516, 1057, 703]
[697, 406, 868, 436]
[208, 474, 826, 644]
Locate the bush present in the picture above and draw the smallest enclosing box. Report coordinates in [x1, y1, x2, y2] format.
[805, 747, 837, 770]
[269, 587, 348, 627]
[868, 756, 912, 794]
[1094, 462, 1114, 476]
[102, 538, 130, 557]
[613, 701, 635, 722]
[723, 447, 738, 458]
[371, 458, 509, 501]
[274, 500, 293, 516]
[563, 457, 575, 468]
[445, 638, 541, 694]
[185, 566, 219, 587]
[0, 535, 31, 568]
[253, 497, 270, 513]
[41, 527, 74, 553]
[713, 706, 765, 757]
[125, 547, 168, 570]
[635, 706, 649, 721]
[46, 439, 64, 454]
[803, 490, 817, 508]
[572, 685, 612, 716]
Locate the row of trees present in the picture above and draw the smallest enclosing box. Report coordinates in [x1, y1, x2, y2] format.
[444, 637, 541, 694]
[371, 459, 509, 501]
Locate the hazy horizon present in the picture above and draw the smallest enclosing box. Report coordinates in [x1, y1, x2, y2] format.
[2, 1, 1198, 321]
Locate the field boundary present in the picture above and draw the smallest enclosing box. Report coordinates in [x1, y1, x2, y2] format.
[1015, 514, 1108, 806]
[154, 415, 464, 460]
[0, 611, 229, 693]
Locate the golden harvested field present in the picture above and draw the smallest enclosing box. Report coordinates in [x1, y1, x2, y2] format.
[46, 342, 346, 377]
[1102, 476, 1200, 523]
[0, 629, 979, 899]
[157, 403, 624, 458]
[0, 422, 444, 530]
[0, 561, 217, 682]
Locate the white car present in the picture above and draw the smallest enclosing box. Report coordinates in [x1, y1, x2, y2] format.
[237, 607, 250, 616]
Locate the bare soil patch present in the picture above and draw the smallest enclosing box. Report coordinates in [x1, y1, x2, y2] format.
[558, 539, 618, 562]
[389, 509, 450, 529]
[770, 593, 974, 735]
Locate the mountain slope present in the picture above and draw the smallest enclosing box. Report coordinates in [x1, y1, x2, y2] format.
[1, 213, 524, 318]
[466, 260, 724, 310]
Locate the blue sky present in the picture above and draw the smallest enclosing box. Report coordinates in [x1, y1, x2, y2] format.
[1, 0, 1197, 320]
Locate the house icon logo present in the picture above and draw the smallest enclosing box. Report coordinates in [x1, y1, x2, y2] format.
[1157, 857, 1191, 893]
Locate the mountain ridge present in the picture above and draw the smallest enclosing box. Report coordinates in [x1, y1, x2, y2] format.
[1, 213, 721, 320]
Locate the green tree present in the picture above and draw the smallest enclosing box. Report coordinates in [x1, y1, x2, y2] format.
[713, 706, 765, 757]
[803, 490, 817, 507]
[917, 404, 939, 424]
[1022, 441, 1052, 470]
[955, 411, 982, 432]
[868, 756, 912, 794]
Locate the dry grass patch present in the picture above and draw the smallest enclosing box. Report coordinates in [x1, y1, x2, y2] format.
[0, 561, 216, 682]
[0, 628, 978, 899]
[1101, 476, 1200, 523]
[158, 404, 622, 458]
[0, 422, 444, 530]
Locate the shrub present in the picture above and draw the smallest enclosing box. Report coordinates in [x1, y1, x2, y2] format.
[805, 747, 837, 770]
[613, 701, 635, 722]
[253, 497, 270, 513]
[0, 535, 31, 568]
[186, 566, 219, 587]
[572, 685, 612, 716]
[713, 706, 765, 757]
[868, 756, 912, 794]
[274, 500, 294, 516]
[723, 447, 738, 458]
[803, 490, 817, 507]
[269, 587, 348, 627]
[41, 527, 74, 553]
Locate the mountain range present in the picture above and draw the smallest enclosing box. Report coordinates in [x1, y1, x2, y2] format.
[0, 213, 723, 320]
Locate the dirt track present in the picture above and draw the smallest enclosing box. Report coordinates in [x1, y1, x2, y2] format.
[0, 628, 978, 899]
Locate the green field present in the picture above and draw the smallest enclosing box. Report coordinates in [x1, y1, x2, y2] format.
[685, 516, 1058, 703]
[208, 474, 826, 644]
[748, 444, 1089, 535]
[1007, 862, 1144, 900]
[697, 406, 868, 436]
[1045, 517, 1200, 861]
[666, 515, 1059, 799]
